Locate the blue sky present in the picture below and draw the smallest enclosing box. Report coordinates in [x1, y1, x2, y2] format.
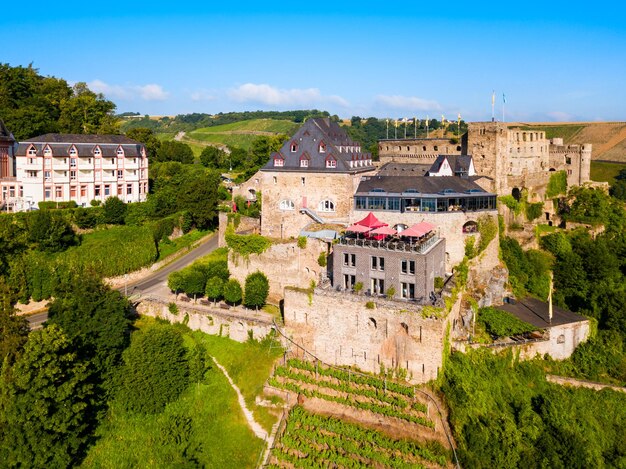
[2, 1, 625, 121]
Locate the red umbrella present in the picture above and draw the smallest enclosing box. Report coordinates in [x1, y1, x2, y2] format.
[370, 226, 397, 236]
[346, 224, 372, 233]
[355, 212, 387, 229]
[400, 222, 435, 238]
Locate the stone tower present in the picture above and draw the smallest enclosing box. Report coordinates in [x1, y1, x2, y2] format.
[463, 122, 510, 194]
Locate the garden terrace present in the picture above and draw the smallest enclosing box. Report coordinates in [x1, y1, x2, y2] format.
[338, 231, 440, 255]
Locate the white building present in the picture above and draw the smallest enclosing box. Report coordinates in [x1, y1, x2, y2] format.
[14, 134, 149, 209]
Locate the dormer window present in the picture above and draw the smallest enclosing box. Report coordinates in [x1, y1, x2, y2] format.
[43, 145, 52, 157]
[300, 158, 309, 168]
[290, 142, 298, 152]
[274, 157, 284, 167]
[325, 157, 337, 169]
[94, 146, 102, 157]
[318, 142, 326, 153]
[69, 146, 77, 156]
[27, 146, 37, 156]
[116, 146, 124, 157]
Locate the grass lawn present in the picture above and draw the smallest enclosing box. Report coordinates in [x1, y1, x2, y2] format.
[81, 318, 267, 468]
[157, 229, 211, 261]
[514, 124, 584, 141]
[193, 331, 284, 432]
[590, 160, 626, 183]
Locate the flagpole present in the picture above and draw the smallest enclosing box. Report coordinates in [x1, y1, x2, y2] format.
[404, 119, 407, 139]
[386, 119, 389, 139]
[502, 93, 506, 123]
[426, 116, 429, 138]
[414, 117, 417, 138]
[491, 90, 495, 122]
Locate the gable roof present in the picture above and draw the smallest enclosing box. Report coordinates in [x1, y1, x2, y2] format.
[428, 155, 473, 175]
[16, 134, 146, 158]
[261, 117, 374, 173]
[0, 119, 15, 143]
[377, 162, 431, 177]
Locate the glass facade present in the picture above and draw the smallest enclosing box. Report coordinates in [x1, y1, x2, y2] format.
[354, 193, 496, 213]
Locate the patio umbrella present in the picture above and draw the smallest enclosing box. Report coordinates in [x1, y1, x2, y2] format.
[370, 226, 397, 236]
[346, 224, 372, 233]
[400, 221, 435, 238]
[355, 212, 387, 229]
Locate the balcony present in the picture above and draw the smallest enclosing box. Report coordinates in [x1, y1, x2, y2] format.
[337, 232, 440, 254]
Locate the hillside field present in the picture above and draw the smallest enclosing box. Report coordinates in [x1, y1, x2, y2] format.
[182, 118, 299, 151]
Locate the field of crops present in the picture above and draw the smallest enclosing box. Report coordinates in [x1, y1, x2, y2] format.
[268, 406, 450, 468]
[268, 358, 433, 428]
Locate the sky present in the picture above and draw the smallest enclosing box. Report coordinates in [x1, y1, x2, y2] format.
[2, 1, 625, 122]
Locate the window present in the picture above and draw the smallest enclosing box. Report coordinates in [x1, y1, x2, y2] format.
[27, 170, 37, 178]
[319, 142, 326, 153]
[117, 170, 123, 179]
[44, 146, 52, 156]
[27, 146, 37, 156]
[44, 187, 51, 199]
[116, 146, 124, 157]
[273, 176, 277, 185]
[371, 256, 384, 271]
[19, 186, 23, 198]
[290, 142, 298, 152]
[70, 158, 76, 167]
[80, 186, 87, 197]
[70, 170, 76, 180]
[343, 274, 356, 290]
[279, 199, 295, 211]
[274, 158, 284, 167]
[318, 200, 335, 212]
[326, 158, 337, 169]
[70, 186, 77, 198]
[401, 260, 415, 274]
[401, 282, 415, 299]
[117, 185, 123, 195]
[55, 186, 63, 198]
[127, 184, 132, 195]
[8, 187, 15, 198]
[69, 146, 77, 156]
[95, 185, 101, 196]
[94, 147, 101, 156]
[28, 157, 35, 164]
[300, 158, 309, 168]
[44, 170, 51, 181]
[371, 278, 385, 295]
[104, 185, 110, 196]
[301, 177, 305, 186]
[343, 253, 356, 267]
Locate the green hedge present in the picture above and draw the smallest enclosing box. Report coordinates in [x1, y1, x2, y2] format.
[38, 201, 78, 210]
[478, 306, 536, 338]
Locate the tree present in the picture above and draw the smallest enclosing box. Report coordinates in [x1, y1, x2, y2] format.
[0, 278, 29, 365]
[27, 210, 78, 252]
[223, 279, 242, 305]
[200, 146, 226, 169]
[102, 196, 127, 225]
[180, 268, 206, 297]
[168, 271, 185, 294]
[177, 170, 220, 229]
[205, 276, 224, 304]
[244, 271, 269, 309]
[116, 323, 189, 414]
[58, 82, 119, 134]
[155, 141, 194, 164]
[73, 207, 99, 229]
[0, 325, 94, 468]
[125, 127, 161, 159]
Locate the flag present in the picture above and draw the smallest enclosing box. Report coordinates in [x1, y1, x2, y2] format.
[441, 114, 445, 125]
[394, 120, 399, 128]
[425, 117, 429, 127]
[503, 93, 506, 104]
[458, 113, 462, 122]
[492, 90, 495, 106]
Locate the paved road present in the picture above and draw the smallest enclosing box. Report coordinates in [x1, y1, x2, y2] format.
[26, 233, 219, 329]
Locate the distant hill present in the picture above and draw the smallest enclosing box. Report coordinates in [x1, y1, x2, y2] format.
[513, 122, 626, 162]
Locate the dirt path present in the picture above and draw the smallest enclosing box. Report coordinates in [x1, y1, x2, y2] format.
[547, 374, 626, 394]
[210, 356, 268, 441]
[174, 131, 185, 141]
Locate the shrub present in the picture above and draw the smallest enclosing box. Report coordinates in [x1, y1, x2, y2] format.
[498, 195, 522, 215]
[386, 286, 396, 298]
[478, 306, 536, 338]
[434, 277, 444, 289]
[37, 200, 77, 210]
[477, 215, 498, 253]
[90, 199, 101, 207]
[73, 207, 99, 229]
[205, 276, 224, 303]
[317, 251, 327, 267]
[297, 236, 307, 249]
[102, 196, 127, 225]
[365, 301, 375, 309]
[525, 202, 544, 221]
[168, 302, 179, 315]
[244, 271, 269, 309]
[353, 282, 363, 294]
[223, 279, 242, 305]
[546, 170, 568, 198]
[465, 236, 476, 258]
[225, 227, 271, 257]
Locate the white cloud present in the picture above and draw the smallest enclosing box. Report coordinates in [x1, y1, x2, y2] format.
[228, 83, 349, 107]
[375, 95, 442, 112]
[88, 80, 169, 101]
[544, 111, 575, 122]
[190, 89, 216, 102]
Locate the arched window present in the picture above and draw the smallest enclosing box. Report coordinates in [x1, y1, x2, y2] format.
[279, 199, 295, 211]
[318, 200, 335, 212]
[462, 221, 478, 234]
[290, 142, 298, 152]
[27, 145, 37, 156]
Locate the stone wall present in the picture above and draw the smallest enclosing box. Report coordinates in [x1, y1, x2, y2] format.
[283, 288, 458, 384]
[378, 138, 461, 165]
[228, 237, 327, 301]
[349, 209, 498, 269]
[217, 211, 260, 248]
[258, 169, 374, 239]
[454, 319, 590, 361]
[137, 297, 275, 343]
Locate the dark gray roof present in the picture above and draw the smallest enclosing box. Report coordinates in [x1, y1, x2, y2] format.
[356, 175, 494, 196]
[429, 155, 473, 174]
[0, 119, 15, 142]
[377, 162, 431, 177]
[261, 117, 374, 173]
[499, 297, 588, 328]
[16, 134, 145, 158]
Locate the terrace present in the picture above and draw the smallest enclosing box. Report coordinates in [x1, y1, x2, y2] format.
[338, 231, 440, 254]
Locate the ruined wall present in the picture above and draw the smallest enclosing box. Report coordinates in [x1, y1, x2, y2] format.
[228, 237, 327, 301]
[137, 297, 275, 342]
[283, 288, 455, 384]
[549, 143, 592, 186]
[378, 138, 461, 165]
[455, 320, 590, 361]
[350, 209, 498, 270]
[217, 212, 260, 248]
[259, 170, 373, 238]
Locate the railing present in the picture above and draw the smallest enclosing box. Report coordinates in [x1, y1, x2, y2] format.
[338, 233, 439, 254]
